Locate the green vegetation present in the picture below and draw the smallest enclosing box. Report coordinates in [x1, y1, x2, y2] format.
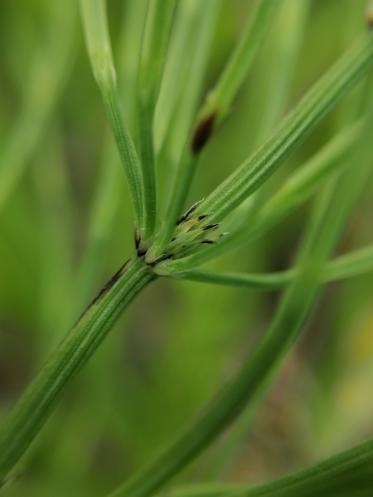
[0, 1, 372, 496]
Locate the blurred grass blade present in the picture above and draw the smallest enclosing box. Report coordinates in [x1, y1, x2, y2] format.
[0, 259, 155, 485]
[0, 1, 75, 212]
[170, 438, 373, 497]
[137, 0, 176, 241]
[172, 242, 373, 289]
[192, 33, 373, 224]
[80, 0, 144, 229]
[325, 244, 373, 281]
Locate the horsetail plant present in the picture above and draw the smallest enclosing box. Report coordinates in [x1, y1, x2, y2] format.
[0, 1, 373, 496]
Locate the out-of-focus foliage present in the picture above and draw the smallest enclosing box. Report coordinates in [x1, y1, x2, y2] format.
[0, 1, 372, 496]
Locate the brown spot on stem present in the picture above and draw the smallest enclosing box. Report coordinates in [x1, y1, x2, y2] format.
[191, 112, 216, 155]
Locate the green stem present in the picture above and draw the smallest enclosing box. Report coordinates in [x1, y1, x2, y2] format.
[171, 243, 373, 289]
[147, 0, 275, 261]
[137, 0, 176, 241]
[80, 0, 144, 229]
[197, 0, 278, 126]
[0, 258, 155, 485]
[169, 437, 373, 497]
[156, 121, 360, 273]
[194, 33, 373, 224]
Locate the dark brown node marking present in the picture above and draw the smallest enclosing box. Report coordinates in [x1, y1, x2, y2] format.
[191, 112, 216, 155]
[75, 259, 131, 324]
[148, 252, 174, 267]
[134, 231, 147, 257]
[134, 230, 141, 250]
[201, 239, 214, 245]
[176, 199, 203, 225]
[90, 259, 130, 307]
[203, 223, 219, 231]
[198, 214, 208, 221]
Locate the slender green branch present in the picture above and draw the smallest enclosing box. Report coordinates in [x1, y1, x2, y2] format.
[156, 0, 222, 166]
[147, 0, 276, 262]
[0, 259, 155, 485]
[154, 0, 203, 155]
[156, 121, 360, 273]
[192, 33, 373, 224]
[170, 437, 373, 497]
[76, 1, 148, 309]
[252, 0, 310, 145]
[232, 0, 310, 233]
[80, 0, 144, 229]
[196, 0, 278, 129]
[171, 243, 373, 289]
[137, 0, 177, 241]
[154, 0, 222, 236]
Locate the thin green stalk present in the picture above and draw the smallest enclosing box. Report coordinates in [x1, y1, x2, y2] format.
[252, 0, 310, 144]
[156, 0, 222, 166]
[171, 243, 373, 289]
[192, 33, 373, 224]
[0, 258, 155, 485]
[169, 437, 373, 497]
[80, 0, 144, 229]
[197, 0, 278, 127]
[154, 0, 202, 154]
[76, 0, 148, 308]
[137, 0, 176, 241]
[154, 0, 222, 233]
[147, 0, 276, 262]
[210, 121, 361, 260]
[234, 0, 310, 232]
[120, 0, 148, 128]
[156, 121, 360, 273]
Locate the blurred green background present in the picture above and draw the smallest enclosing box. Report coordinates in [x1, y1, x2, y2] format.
[0, 0, 372, 495]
